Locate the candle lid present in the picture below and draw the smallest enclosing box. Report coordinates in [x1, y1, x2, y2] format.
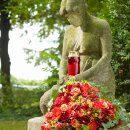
[68, 51, 79, 57]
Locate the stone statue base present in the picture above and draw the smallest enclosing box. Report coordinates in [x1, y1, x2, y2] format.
[28, 116, 130, 130]
[28, 116, 44, 130]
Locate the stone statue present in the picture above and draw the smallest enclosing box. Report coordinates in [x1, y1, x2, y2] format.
[28, 1, 130, 130]
[40, 0, 116, 115]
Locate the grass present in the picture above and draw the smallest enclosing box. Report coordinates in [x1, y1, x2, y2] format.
[0, 120, 27, 130]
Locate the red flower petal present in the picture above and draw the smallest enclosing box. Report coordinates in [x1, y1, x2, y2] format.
[88, 121, 99, 130]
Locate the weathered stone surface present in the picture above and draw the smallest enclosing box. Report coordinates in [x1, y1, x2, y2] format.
[28, 116, 44, 130]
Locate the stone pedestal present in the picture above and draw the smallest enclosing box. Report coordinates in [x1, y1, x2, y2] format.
[28, 116, 44, 130]
[28, 116, 130, 130]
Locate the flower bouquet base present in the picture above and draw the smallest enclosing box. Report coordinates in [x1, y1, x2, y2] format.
[41, 81, 130, 130]
[27, 116, 130, 130]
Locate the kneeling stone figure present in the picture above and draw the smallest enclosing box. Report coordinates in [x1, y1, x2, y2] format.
[28, 0, 118, 129]
[40, 0, 116, 115]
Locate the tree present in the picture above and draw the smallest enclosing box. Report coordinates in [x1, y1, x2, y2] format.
[0, 0, 13, 107]
[0, 0, 66, 106]
[0, 0, 104, 106]
[6, 0, 68, 87]
[99, 0, 130, 111]
[9, 0, 103, 86]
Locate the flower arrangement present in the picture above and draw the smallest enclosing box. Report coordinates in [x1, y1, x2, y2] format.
[41, 80, 130, 130]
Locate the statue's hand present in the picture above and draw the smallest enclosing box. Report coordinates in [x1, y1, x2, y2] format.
[58, 75, 68, 85]
[40, 85, 58, 114]
[68, 75, 76, 81]
[58, 75, 78, 84]
[40, 88, 52, 114]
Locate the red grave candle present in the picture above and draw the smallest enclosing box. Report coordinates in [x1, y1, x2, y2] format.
[68, 51, 80, 76]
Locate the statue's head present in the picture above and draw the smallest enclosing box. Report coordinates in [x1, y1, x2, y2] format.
[59, 0, 88, 27]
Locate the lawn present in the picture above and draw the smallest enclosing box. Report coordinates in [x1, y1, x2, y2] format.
[0, 120, 27, 130]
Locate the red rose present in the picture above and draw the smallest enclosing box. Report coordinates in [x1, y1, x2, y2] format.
[69, 102, 78, 110]
[82, 102, 89, 109]
[41, 82, 118, 130]
[107, 109, 116, 115]
[90, 87, 99, 96]
[63, 95, 71, 104]
[41, 123, 50, 130]
[65, 84, 75, 91]
[68, 109, 78, 119]
[107, 102, 115, 109]
[60, 104, 69, 112]
[70, 119, 82, 128]
[88, 121, 99, 130]
[54, 122, 63, 129]
[98, 112, 105, 119]
[53, 96, 64, 107]
[60, 111, 69, 122]
[70, 87, 81, 97]
[80, 83, 92, 97]
[45, 112, 53, 120]
[89, 90, 99, 99]
[51, 107, 61, 119]
[78, 116, 90, 125]
[93, 99, 109, 109]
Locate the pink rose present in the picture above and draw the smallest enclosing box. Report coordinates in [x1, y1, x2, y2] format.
[41, 123, 50, 130]
[54, 122, 63, 129]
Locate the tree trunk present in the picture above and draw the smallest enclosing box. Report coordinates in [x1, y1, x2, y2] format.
[0, 0, 13, 107]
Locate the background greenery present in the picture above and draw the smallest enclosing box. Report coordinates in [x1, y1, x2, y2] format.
[98, 0, 130, 111]
[0, 0, 130, 129]
[0, 121, 27, 130]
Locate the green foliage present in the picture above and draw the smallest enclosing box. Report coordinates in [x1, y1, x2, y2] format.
[66, 126, 73, 130]
[87, 0, 104, 15]
[0, 73, 13, 108]
[11, 75, 44, 86]
[0, 121, 27, 130]
[1, 0, 130, 119]
[46, 80, 130, 130]
[3, 0, 67, 88]
[51, 89, 59, 100]
[0, 86, 49, 119]
[102, 98, 130, 129]
[98, 0, 130, 111]
[5, 0, 104, 87]
[82, 124, 89, 130]
[6, 0, 66, 35]
[103, 120, 119, 129]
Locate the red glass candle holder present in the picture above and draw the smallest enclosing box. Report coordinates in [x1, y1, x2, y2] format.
[68, 51, 80, 76]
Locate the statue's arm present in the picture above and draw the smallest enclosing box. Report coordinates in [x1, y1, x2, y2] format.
[75, 21, 112, 80]
[58, 29, 69, 82]
[40, 28, 70, 113]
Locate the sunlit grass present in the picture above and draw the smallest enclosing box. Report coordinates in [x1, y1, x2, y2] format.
[0, 120, 27, 130]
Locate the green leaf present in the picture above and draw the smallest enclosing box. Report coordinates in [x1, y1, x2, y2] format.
[47, 98, 54, 111]
[102, 123, 108, 130]
[51, 89, 59, 100]
[112, 99, 121, 106]
[128, 123, 130, 128]
[52, 128, 57, 130]
[66, 126, 72, 130]
[99, 128, 104, 130]
[112, 120, 119, 125]
[82, 124, 89, 130]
